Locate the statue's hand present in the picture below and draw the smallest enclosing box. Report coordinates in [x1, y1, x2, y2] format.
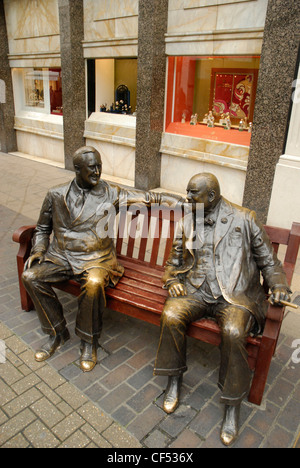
[24, 252, 45, 271]
[269, 286, 291, 306]
[168, 282, 187, 298]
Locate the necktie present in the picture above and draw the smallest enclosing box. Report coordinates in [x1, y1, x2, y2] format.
[72, 190, 87, 219]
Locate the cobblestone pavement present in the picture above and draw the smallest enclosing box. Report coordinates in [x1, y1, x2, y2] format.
[0, 152, 299, 448]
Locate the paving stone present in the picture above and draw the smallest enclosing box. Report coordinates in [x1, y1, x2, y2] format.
[2, 387, 43, 418]
[23, 420, 60, 448]
[58, 430, 91, 448]
[55, 382, 88, 410]
[52, 412, 85, 441]
[98, 383, 135, 413]
[1, 433, 30, 448]
[102, 422, 141, 448]
[30, 397, 65, 428]
[158, 405, 197, 438]
[170, 428, 202, 449]
[189, 403, 222, 438]
[144, 429, 172, 448]
[127, 405, 165, 440]
[11, 373, 41, 395]
[261, 425, 295, 449]
[77, 401, 113, 433]
[0, 409, 36, 445]
[81, 423, 112, 448]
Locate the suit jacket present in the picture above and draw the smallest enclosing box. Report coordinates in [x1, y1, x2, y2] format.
[31, 178, 181, 284]
[163, 197, 290, 332]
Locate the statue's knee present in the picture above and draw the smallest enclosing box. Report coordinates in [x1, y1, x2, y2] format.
[222, 322, 245, 343]
[162, 302, 184, 328]
[84, 270, 106, 294]
[22, 269, 37, 287]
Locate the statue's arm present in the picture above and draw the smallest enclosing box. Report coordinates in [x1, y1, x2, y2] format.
[24, 192, 53, 270]
[162, 221, 187, 297]
[249, 210, 292, 304]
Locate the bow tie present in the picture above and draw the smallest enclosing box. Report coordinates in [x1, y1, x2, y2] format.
[204, 217, 215, 226]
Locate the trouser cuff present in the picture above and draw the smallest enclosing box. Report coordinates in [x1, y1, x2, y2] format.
[75, 326, 101, 344]
[153, 366, 187, 377]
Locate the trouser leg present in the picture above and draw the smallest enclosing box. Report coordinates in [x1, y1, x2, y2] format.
[75, 268, 110, 344]
[215, 305, 255, 406]
[154, 296, 206, 376]
[22, 261, 73, 336]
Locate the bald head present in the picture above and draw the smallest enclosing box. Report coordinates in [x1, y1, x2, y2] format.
[186, 173, 221, 213]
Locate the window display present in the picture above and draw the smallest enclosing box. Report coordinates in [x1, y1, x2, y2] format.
[165, 56, 260, 146]
[24, 68, 45, 109]
[87, 58, 137, 117]
[13, 68, 63, 115]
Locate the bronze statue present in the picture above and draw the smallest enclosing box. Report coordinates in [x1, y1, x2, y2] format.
[153, 173, 291, 446]
[22, 146, 180, 373]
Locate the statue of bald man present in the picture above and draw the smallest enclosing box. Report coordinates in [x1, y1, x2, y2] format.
[154, 173, 291, 446]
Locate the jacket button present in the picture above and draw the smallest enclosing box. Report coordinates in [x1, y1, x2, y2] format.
[221, 218, 228, 224]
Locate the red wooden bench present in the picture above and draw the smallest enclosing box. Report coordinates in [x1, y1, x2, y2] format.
[12, 206, 300, 406]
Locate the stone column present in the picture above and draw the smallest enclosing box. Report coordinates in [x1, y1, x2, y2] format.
[58, 0, 86, 170]
[135, 0, 169, 190]
[0, 0, 17, 153]
[242, 0, 300, 223]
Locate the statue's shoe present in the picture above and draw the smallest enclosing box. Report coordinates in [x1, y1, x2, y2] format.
[80, 340, 98, 372]
[163, 376, 182, 414]
[220, 405, 240, 446]
[35, 329, 70, 362]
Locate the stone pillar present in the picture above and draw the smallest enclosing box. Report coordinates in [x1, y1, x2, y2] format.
[58, 0, 86, 170]
[0, 0, 17, 153]
[135, 0, 169, 190]
[242, 0, 300, 223]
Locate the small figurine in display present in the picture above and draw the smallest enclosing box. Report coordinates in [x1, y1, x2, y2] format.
[207, 111, 214, 128]
[239, 119, 246, 131]
[248, 122, 253, 133]
[190, 114, 198, 125]
[181, 113, 186, 123]
[203, 113, 208, 124]
[219, 114, 226, 126]
[224, 113, 231, 130]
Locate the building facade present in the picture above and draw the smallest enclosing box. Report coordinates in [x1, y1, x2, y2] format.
[0, 0, 299, 227]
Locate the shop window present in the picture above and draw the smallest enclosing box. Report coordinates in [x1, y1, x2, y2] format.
[89, 58, 137, 116]
[13, 68, 63, 115]
[49, 69, 63, 115]
[165, 56, 260, 146]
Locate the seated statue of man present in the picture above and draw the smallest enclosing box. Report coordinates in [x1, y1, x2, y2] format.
[22, 146, 181, 373]
[153, 172, 291, 446]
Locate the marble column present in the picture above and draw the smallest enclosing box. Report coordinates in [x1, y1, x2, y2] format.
[58, 0, 86, 170]
[0, 0, 17, 153]
[135, 0, 169, 190]
[242, 0, 300, 223]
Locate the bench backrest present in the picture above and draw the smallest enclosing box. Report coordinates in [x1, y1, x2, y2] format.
[115, 205, 300, 285]
[116, 205, 182, 270]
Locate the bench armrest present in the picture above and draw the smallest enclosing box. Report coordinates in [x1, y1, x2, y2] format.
[12, 225, 36, 245]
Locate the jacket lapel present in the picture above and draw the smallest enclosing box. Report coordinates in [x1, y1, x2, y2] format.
[71, 180, 108, 226]
[214, 198, 234, 251]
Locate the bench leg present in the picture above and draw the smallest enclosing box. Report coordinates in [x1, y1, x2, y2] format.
[248, 322, 278, 405]
[16, 257, 34, 312]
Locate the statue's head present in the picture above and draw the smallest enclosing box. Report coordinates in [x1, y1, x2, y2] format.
[73, 146, 102, 189]
[186, 173, 221, 213]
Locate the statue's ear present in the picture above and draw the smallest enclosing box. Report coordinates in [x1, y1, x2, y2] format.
[208, 190, 216, 203]
[74, 164, 80, 175]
